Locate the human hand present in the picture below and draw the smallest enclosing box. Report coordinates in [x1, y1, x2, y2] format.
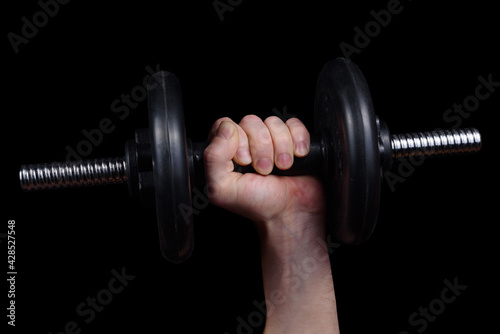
[204, 115, 339, 334]
[204, 115, 325, 231]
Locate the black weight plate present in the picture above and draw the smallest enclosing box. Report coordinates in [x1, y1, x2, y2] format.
[314, 58, 381, 244]
[148, 72, 193, 263]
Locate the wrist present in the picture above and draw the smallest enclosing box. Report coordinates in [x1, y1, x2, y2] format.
[257, 214, 340, 334]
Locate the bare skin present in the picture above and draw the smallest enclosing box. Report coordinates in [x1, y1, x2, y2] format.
[204, 115, 340, 334]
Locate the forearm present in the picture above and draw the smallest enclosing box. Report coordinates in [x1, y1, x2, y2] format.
[257, 213, 340, 334]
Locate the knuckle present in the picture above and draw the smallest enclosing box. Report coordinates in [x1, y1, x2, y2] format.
[213, 117, 233, 129]
[215, 116, 232, 123]
[285, 117, 304, 128]
[209, 117, 233, 136]
[240, 114, 262, 125]
[293, 133, 310, 145]
[287, 118, 310, 140]
[264, 116, 283, 127]
[265, 117, 291, 144]
[258, 127, 272, 145]
[203, 145, 220, 164]
[216, 116, 233, 123]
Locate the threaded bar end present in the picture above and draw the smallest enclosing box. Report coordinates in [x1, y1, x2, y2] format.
[20, 157, 127, 191]
[391, 128, 481, 159]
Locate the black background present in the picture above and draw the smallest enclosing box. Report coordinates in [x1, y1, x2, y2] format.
[3, 0, 498, 333]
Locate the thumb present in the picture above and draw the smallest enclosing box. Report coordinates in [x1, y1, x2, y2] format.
[204, 121, 240, 206]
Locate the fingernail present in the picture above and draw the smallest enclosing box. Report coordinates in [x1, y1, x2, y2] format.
[257, 158, 272, 172]
[277, 153, 292, 168]
[296, 142, 308, 156]
[237, 149, 252, 165]
[217, 121, 234, 140]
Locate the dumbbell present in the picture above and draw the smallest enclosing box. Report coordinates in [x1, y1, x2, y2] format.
[19, 58, 482, 263]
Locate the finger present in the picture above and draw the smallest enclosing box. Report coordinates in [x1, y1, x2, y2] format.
[286, 117, 310, 157]
[239, 115, 274, 175]
[207, 117, 251, 165]
[264, 116, 294, 170]
[204, 121, 240, 205]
